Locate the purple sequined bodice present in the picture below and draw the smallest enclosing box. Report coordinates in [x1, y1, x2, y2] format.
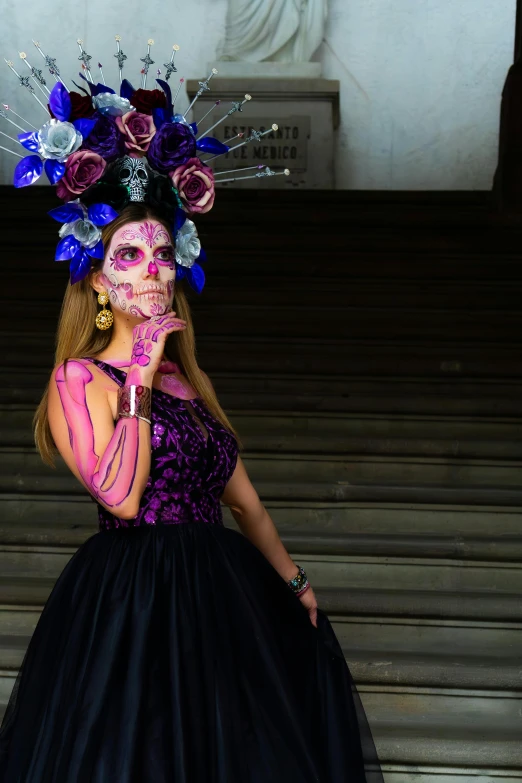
[86, 359, 239, 531]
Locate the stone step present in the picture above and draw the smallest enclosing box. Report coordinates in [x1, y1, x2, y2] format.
[0, 572, 519, 622]
[359, 685, 522, 767]
[0, 659, 518, 772]
[6, 272, 522, 310]
[5, 405, 522, 457]
[0, 606, 518, 691]
[332, 616, 522, 689]
[2, 448, 522, 505]
[3, 334, 522, 379]
[5, 301, 522, 342]
[4, 371, 522, 417]
[2, 497, 522, 560]
[382, 767, 522, 782]
[5, 404, 522, 459]
[0, 547, 519, 611]
[6, 300, 522, 341]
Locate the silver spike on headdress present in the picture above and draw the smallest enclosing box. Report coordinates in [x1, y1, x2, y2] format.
[114, 35, 127, 85]
[0, 128, 23, 147]
[172, 78, 184, 114]
[4, 59, 48, 113]
[196, 95, 251, 139]
[0, 104, 29, 132]
[205, 124, 278, 163]
[185, 68, 218, 115]
[215, 167, 290, 184]
[140, 39, 154, 89]
[32, 40, 65, 86]
[163, 45, 180, 81]
[18, 52, 50, 97]
[77, 39, 94, 83]
[2, 103, 37, 129]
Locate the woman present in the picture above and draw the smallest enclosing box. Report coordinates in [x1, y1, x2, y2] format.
[0, 45, 382, 779]
[0, 201, 383, 781]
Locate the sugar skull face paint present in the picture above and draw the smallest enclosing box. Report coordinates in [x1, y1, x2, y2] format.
[101, 220, 176, 320]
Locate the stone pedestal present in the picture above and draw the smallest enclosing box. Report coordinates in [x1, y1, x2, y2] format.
[186, 77, 340, 189]
[213, 61, 322, 78]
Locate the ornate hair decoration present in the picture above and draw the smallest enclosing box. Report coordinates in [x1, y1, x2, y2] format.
[2, 38, 290, 293]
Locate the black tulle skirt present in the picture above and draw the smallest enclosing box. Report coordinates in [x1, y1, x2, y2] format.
[0, 522, 383, 782]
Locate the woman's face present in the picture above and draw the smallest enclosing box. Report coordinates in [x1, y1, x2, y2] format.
[98, 219, 176, 320]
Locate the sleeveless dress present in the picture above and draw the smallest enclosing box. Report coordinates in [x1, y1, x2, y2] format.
[0, 359, 383, 783]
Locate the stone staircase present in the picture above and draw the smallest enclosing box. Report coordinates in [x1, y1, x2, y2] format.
[1, 188, 522, 781]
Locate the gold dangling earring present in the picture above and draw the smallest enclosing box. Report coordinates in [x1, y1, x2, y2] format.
[95, 291, 114, 330]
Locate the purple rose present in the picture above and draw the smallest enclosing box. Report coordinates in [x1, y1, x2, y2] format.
[82, 115, 124, 162]
[56, 150, 106, 201]
[170, 157, 215, 215]
[147, 122, 196, 174]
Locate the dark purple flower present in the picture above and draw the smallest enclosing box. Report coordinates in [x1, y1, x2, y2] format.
[147, 121, 196, 174]
[82, 115, 124, 162]
[144, 510, 157, 524]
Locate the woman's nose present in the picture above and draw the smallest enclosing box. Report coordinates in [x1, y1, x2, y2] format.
[147, 260, 159, 276]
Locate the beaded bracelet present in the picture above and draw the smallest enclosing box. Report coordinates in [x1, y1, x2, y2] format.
[117, 384, 152, 425]
[287, 564, 310, 597]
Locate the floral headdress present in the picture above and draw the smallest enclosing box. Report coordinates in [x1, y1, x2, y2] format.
[2, 38, 289, 292]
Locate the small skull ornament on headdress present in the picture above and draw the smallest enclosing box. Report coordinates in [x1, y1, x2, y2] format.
[114, 155, 151, 201]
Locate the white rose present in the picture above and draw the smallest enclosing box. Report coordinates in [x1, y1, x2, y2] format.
[59, 218, 101, 249]
[38, 119, 83, 162]
[175, 219, 201, 268]
[93, 92, 135, 117]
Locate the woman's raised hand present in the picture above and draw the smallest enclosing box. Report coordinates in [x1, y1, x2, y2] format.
[127, 312, 187, 386]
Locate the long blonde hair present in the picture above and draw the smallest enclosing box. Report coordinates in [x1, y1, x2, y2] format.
[34, 203, 243, 465]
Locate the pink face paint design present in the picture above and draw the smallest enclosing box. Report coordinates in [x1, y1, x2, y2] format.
[101, 222, 176, 321]
[155, 246, 175, 271]
[150, 302, 170, 316]
[55, 361, 140, 512]
[120, 221, 170, 248]
[109, 246, 145, 272]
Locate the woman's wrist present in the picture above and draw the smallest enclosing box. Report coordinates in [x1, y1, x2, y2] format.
[125, 364, 154, 388]
[286, 564, 310, 596]
[117, 384, 152, 425]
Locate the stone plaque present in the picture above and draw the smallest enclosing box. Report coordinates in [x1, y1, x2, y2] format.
[188, 78, 339, 188]
[209, 116, 310, 178]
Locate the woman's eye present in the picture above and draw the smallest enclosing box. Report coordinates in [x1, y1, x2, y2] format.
[119, 249, 139, 261]
[156, 250, 174, 263]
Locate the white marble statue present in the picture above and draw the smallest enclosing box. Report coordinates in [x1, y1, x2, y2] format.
[218, 0, 327, 63]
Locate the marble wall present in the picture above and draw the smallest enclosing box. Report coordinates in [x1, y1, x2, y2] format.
[320, 0, 517, 189]
[0, 0, 516, 189]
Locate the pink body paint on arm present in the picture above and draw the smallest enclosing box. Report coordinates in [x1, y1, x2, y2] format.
[55, 361, 141, 511]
